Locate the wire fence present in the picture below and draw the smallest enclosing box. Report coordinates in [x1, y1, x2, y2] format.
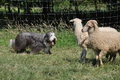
[0, 0, 120, 29]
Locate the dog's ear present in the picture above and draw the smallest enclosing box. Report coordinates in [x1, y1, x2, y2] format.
[44, 33, 47, 39]
[44, 33, 49, 41]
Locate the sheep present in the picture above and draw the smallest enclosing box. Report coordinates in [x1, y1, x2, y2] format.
[70, 18, 118, 63]
[82, 20, 120, 66]
[70, 18, 88, 63]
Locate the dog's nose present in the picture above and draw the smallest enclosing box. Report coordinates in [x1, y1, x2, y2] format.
[55, 37, 57, 40]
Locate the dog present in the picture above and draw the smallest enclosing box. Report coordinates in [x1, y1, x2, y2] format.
[9, 32, 57, 54]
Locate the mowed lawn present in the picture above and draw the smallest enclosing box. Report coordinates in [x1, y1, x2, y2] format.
[0, 28, 120, 80]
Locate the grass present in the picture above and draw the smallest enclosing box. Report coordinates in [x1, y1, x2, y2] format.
[0, 27, 120, 80]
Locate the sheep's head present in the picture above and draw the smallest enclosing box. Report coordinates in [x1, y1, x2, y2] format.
[82, 20, 98, 33]
[70, 18, 82, 23]
[70, 18, 82, 26]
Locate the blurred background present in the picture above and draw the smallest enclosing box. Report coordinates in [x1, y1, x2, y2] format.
[0, 0, 120, 29]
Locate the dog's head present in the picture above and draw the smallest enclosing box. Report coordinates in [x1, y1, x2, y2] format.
[44, 32, 57, 46]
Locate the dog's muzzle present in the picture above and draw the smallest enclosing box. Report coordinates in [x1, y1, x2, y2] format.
[51, 38, 56, 45]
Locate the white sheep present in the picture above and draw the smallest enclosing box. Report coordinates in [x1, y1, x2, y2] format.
[70, 18, 88, 63]
[82, 20, 120, 66]
[70, 18, 118, 63]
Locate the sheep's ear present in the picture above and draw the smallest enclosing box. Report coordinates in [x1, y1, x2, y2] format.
[90, 20, 98, 27]
[80, 20, 82, 22]
[92, 20, 98, 31]
[93, 20, 98, 25]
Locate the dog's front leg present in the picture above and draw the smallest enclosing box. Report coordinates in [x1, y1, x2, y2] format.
[30, 48, 43, 54]
[47, 50, 52, 54]
[30, 42, 44, 54]
[44, 47, 52, 54]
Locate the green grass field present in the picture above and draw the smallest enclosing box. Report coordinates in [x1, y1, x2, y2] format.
[0, 28, 120, 80]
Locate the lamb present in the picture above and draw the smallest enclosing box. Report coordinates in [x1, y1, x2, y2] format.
[70, 18, 118, 63]
[82, 20, 120, 66]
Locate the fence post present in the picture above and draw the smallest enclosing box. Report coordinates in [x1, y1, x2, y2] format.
[42, 0, 51, 21]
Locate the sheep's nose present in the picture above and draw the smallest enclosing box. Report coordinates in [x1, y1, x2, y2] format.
[81, 29, 83, 32]
[69, 20, 73, 22]
[81, 29, 86, 32]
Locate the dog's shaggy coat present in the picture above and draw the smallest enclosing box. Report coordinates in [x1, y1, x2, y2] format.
[10, 32, 57, 54]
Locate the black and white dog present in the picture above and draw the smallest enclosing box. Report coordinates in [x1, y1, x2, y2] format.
[9, 32, 57, 54]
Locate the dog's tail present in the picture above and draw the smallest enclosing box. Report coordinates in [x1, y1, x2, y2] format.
[9, 39, 15, 49]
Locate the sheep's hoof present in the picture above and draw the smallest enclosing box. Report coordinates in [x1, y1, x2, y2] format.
[79, 59, 86, 64]
[79, 59, 83, 63]
[94, 64, 99, 68]
[21, 52, 27, 55]
[100, 64, 104, 67]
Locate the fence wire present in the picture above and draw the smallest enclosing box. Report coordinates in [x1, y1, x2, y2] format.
[0, 0, 120, 29]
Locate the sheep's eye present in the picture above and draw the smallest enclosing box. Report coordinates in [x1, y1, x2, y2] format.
[88, 26, 92, 27]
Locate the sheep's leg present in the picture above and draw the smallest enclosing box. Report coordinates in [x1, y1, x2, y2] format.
[83, 48, 87, 63]
[95, 53, 99, 67]
[80, 48, 87, 63]
[106, 53, 109, 61]
[112, 54, 116, 62]
[94, 51, 99, 67]
[80, 49, 85, 62]
[109, 54, 112, 61]
[99, 51, 106, 66]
